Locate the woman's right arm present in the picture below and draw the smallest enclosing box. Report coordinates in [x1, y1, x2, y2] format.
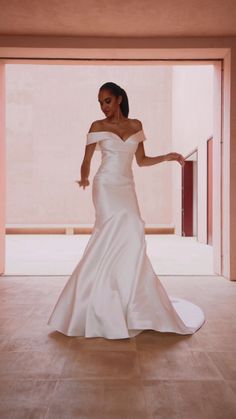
[76, 142, 97, 190]
[76, 121, 101, 189]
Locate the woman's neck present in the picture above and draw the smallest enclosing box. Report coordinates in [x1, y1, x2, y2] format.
[106, 115, 127, 125]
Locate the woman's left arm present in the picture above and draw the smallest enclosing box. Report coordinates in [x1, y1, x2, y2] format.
[135, 142, 185, 167]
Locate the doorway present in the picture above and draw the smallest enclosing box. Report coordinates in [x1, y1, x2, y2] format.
[182, 150, 198, 237]
[207, 137, 213, 245]
[0, 56, 223, 277]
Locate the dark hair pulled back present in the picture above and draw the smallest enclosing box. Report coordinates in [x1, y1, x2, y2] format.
[99, 82, 129, 117]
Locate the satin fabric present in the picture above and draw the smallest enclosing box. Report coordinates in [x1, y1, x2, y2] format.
[47, 129, 205, 339]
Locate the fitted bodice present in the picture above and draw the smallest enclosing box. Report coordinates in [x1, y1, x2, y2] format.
[86, 129, 147, 182]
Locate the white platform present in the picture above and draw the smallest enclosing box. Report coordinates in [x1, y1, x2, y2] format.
[4, 234, 214, 276]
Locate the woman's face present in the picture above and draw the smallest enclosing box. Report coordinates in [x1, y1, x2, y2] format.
[98, 89, 121, 118]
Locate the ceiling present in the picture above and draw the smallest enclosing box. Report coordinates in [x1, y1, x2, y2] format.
[0, 0, 235, 38]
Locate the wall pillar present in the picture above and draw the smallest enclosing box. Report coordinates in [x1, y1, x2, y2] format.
[0, 64, 5, 275]
[227, 48, 236, 279]
[213, 62, 222, 275]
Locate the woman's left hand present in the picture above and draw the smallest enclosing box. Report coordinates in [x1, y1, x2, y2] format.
[166, 152, 185, 166]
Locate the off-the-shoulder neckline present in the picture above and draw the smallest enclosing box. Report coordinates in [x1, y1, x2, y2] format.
[87, 129, 143, 143]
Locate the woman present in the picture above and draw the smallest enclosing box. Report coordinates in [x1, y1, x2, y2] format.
[47, 82, 205, 339]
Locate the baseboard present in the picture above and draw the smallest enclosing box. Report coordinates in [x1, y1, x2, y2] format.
[5, 225, 175, 235]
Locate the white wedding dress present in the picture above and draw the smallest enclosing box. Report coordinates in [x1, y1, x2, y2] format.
[47, 129, 205, 339]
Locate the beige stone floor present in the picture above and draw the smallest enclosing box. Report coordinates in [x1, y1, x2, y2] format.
[0, 274, 236, 418]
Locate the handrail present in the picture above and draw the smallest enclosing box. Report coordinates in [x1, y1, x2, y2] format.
[184, 148, 198, 161]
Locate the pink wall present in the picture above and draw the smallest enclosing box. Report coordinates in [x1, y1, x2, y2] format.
[171, 65, 214, 242]
[5, 65, 173, 227]
[5, 64, 213, 231]
[0, 64, 5, 274]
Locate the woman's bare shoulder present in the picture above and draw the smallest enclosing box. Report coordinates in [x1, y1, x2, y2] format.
[88, 119, 106, 133]
[88, 118, 143, 133]
[129, 118, 143, 131]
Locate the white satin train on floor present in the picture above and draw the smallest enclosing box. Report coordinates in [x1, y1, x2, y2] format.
[47, 129, 205, 339]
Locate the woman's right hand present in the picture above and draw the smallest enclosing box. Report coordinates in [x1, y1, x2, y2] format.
[75, 179, 90, 190]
